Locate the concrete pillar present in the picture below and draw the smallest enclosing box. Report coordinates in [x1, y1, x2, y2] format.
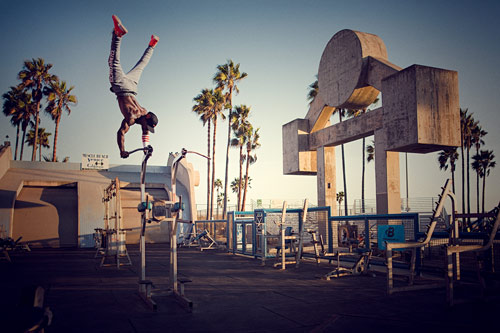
[317, 146, 336, 247]
[374, 130, 401, 215]
[316, 146, 336, 214]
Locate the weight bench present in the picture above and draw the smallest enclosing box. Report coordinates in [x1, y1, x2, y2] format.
[445, 202, 500, 306]
[323, 248, 373, 280]
[195, 230, 218, 251]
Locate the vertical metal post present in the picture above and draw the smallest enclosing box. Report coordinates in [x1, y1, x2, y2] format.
[364, 217, 369, 250]
[387, 245, 393, 294]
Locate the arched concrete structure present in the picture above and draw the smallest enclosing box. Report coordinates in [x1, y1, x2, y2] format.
[283, 29, 460, 215]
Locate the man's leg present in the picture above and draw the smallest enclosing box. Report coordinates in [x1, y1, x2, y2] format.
[108, 32, 126, 87]
[126, 35, 159, 85]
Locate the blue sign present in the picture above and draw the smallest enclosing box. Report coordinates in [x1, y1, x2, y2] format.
[377, 225, 405, 250]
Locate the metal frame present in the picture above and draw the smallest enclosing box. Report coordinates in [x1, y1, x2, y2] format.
[128, 146, 208, 311]
[445, 203, 500, 306]
[99, 177, 132, 269]
[385, 179, 456, 295]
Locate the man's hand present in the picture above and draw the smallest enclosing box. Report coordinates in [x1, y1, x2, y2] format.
[120, 151, 129, 158]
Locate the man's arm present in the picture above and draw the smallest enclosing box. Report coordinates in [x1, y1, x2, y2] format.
[140, 118, 150, 147]
[117, 119, 130, 158]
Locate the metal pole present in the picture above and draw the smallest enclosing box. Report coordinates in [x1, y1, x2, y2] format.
[405, 152, 409, 211]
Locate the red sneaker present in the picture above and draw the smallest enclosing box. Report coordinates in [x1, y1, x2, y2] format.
[112, 15, 127, 37]
[149, 35, 159, 48]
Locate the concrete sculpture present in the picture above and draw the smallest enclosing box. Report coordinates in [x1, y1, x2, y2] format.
[283, 29, 460, 214]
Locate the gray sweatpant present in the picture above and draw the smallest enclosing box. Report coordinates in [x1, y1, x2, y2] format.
[108, 33, 154, 96]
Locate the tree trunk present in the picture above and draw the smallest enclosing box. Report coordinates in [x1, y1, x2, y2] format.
[242, 150, 250, 211]
[14, 124, 20, 160]
[20, 126, 27, 161]
[466, 147, 470, 223]
[339, 112, 348, 216]
[482, 175, 486, 214]
[31, 92, 42, 161]
[52, 116, 61, 162]
[216, 189, 219, 219]
[361, 137, 365, 213]
[206, 121, 211, 220]
[31, 109, 39, 161]
[341, 144, 347, 215]
[451, 168, 455, 194]
[460, 136, 465, 218]
[475, 147, 480, 214]
[210, 118, 217, 220]
[237, 145, 243, 211]
[222, 92, 233, 219]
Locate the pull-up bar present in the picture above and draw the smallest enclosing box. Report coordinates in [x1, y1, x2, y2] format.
[130, 146, 208, 311]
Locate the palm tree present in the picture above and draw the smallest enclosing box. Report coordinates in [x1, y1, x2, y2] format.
[213, 60, 248, 219]
[26, 127, 51, 161]
[231, 177, 252, 209]
[193, 88, 214, 219]
[438, 148, 459, 194]
[214, 179, 223, 219]
[366, 140, 375, 163]
[364, 140, 375, 212]
[18, 58, 57, 161]
[332, 108, 348, 215]
[43, 155, 69, 162]
[460, 108, 475, 221]
[470, 124, 487, 213]
[336, 191, 344, 216]
[4, 89, 35, 161]
[307, 76, 319, 104]
[472, 150, 496, 213]
[201, 89, 225, 220]
[464, 116, 477, 220]
[2, 85, 26, 160]
[241, 127, 260, 211]
[44, 79, 77, 162]
[230, 105, 251, 210]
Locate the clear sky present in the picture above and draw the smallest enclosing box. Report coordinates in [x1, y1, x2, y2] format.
[1, 0, 499, 212]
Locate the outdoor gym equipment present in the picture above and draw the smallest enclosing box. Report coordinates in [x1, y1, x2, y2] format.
[0, 236, 30, 262]
[128, 146, 208, 311]
[445, 202, 500, 306]
[386, 179, 456, 295]
[98, 177, 132, 268]
[306, 227, 373, 280]
[127, 145, 159, 310]
[193, 230, 218, 251]
[272, 199, 309, 270]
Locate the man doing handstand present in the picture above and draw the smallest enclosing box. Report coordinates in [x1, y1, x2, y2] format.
[109, 15, 159, 158]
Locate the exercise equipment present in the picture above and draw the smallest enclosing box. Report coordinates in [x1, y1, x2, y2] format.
[386, 179, 456, 295]
[445, 202, 500, 306]
[0, 236, 29, 262]
[194, 230, 218, 251]
[98, 177, 132, 268]
[273, 200, 309, 270]
[128, 146, 208, 311]
[306, 228, 373, 279]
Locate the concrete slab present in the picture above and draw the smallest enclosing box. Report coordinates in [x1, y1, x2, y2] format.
[1, 245, 499, 332]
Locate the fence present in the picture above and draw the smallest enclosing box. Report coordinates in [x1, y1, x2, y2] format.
[192, 204, 500, 275]
[352, 197, 439, 215]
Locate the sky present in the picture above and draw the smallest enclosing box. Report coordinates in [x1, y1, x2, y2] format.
[1, 0, 499, 213]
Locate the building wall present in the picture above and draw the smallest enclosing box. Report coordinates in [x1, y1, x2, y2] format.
[0, 146, 199, 248]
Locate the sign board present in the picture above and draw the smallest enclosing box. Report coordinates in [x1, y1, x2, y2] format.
[377, 225, 405, 250]
[81, 153, 109, 170]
